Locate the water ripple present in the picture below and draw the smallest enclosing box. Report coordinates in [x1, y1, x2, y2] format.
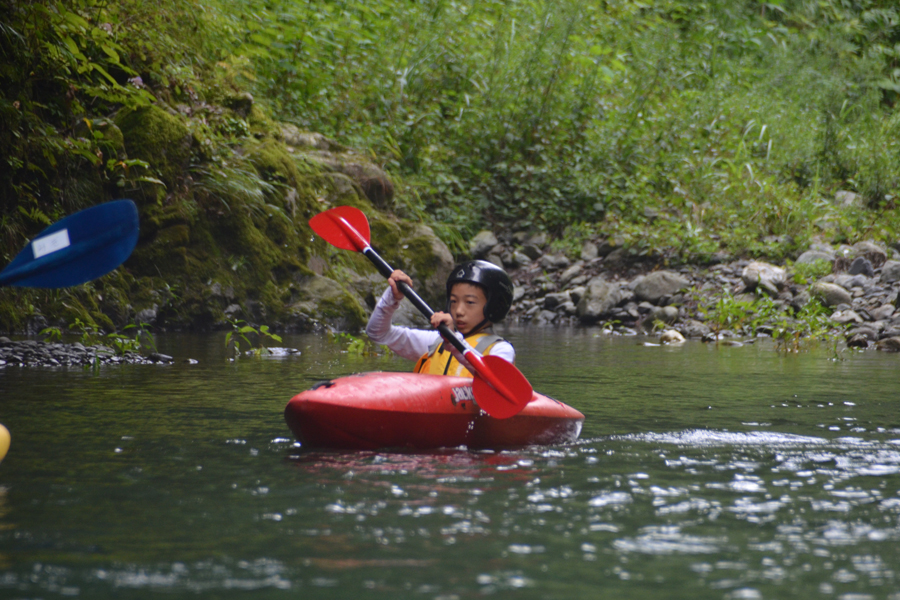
[612, 429, 829, 446]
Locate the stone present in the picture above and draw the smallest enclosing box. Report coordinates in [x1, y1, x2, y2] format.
[835, 190, 862, 207]
[831, 310, 863, 325]
[870, 304, 896, 321]
[581, 241, 599, 261]
[848, 257, 874, 277]
[626, 276, 644, 291]
[504, 250, 532, 269]
[521, 244, 543, 260]
[604, 247, 631, 268]
[559, 262, 584, 287]
[313, 156, 395, 208]
[708, 251, 732, 265]
[559, 301, 577, 315]
[514, 250, 533, 267]
[846, 326, 879, 342]
[391, 300, 430, 329]
[659, 329, 686, 344]
[741, 261, 786, 295]
[280, 126, 347, 152]
[882, 329, 900, 343]
[852, 241, 887, 267]
[648, 306, 679, 325]
[834, 273, 869, 289]
[876, 337, 900, 352]
[795, 250, 834, 264]
[846, 334, 870, 348]
[623, 302, 640, 319]
[543, 292, 570, 309]
[534, 310, 557, 324]
[290, 275, 367, 329]
[812, 282, 852, 307]
[633, 271, 690, 304]
[810, 242, 835, 253]
[307, 256, 328, 276]
[569, 286, 587, 305]
[596, 239, 618, 257]
[485, 253, 504, 269]
[637, 301, 655, 314]
[538, 253, 570, 271]
[527, 232, 548, 248]
[880, 260, 900, 283]
[224, 92, 254, 117]
[568, 275, 589, 287]
[135, 306, 158, 326]
[470, 231, 499, 258]
[576, 276, 622, 323]
[401, 223, 455, 307]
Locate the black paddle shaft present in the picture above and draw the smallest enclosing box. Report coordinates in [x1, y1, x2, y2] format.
[362, 247, 467, 356]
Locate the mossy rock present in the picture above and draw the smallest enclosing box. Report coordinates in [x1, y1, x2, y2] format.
[116, 105, 192, 194]
[368, 219, 454, 308]
[248, 104, 277, 138]
[245, 139, 301, 186]
[315, 172, 369, 210]
[224, 92, 254, 117]
[305, 153, 395, 209]
[290, 275, 367, 331]
[129, 224, 193, 277]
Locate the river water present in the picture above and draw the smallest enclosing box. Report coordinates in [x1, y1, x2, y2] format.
[0, 328, 898, 599]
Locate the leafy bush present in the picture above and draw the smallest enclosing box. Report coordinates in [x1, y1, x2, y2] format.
[0, 0, 217, 259]
[213, 0, 900, 254]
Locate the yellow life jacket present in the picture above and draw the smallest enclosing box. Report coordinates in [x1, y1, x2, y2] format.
[413, 332, 504, 377]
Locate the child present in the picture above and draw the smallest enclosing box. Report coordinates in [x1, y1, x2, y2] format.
[366, 260, 515, 376]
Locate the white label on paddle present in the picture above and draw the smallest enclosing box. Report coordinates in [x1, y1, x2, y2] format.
[32, 229, 70, 259]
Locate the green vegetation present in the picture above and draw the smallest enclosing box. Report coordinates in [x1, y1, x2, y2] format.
[216, 0, 900, 258]
[1, 0, 898, 332]
[329, 331, 388, 357]
[791, 259, 834, 284]
[225, 318, 283, 357]
[693, 288, 846, 352]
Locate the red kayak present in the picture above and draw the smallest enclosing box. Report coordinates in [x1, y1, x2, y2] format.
[284, 371, 584, 450]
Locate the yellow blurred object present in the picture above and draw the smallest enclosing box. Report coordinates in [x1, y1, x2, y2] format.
[0, 424, 9, 462]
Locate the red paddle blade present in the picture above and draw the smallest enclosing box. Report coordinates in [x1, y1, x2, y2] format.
[471, 355, 534, 419]
[309, 206, 371, 252]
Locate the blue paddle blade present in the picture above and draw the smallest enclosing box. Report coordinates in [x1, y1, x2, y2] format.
[0, 200, 139, 288]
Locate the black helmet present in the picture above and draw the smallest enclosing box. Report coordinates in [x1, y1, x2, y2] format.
[446, 260, 514, 322]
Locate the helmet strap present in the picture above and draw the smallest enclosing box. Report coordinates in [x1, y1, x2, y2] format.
[468, 318, 492, 336]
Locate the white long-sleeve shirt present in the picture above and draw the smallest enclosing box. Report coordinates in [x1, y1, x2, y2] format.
[365, 286, 515, 364]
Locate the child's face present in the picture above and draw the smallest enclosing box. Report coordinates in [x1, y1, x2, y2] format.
[448, 282, 488, 335]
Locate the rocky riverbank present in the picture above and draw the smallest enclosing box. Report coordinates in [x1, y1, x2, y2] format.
[473, 232, 900, 351]
[0, 337, 174, 368]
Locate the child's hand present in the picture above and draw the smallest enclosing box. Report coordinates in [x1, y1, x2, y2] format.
[430, 311, 454, 331]
[388, 270, 414, 300]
